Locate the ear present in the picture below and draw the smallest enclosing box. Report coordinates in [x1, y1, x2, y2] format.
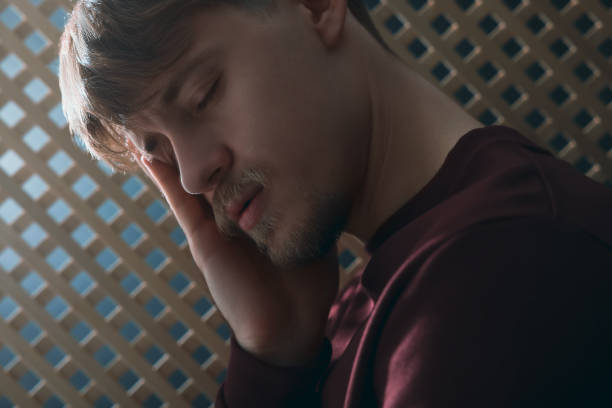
[299, 0, 347, 48]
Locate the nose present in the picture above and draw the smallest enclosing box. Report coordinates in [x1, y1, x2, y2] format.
[173, 137, 232, 197]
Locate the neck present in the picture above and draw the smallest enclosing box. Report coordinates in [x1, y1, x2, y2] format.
[345, 45, 481, 245]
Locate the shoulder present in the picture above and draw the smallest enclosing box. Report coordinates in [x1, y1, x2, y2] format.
[374, 216, 612, 406]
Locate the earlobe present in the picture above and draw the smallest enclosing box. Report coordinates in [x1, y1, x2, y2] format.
[301, 0, 347, 48]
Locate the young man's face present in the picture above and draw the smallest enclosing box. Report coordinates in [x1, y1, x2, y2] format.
[126, 3, 369, 267]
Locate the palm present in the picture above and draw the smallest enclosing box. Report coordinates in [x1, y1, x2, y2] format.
[140, 157, 338, 365]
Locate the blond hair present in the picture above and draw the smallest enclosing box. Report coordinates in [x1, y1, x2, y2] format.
[59, 0, 389, 172]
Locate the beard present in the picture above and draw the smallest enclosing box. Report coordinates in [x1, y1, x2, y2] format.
[212, 168, 351, 269]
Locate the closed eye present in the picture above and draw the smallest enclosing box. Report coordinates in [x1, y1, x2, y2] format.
[197, 76, 221, 112]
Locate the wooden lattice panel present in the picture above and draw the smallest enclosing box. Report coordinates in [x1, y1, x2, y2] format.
[0, 0, 608, 407]
[368, 0, 611, 184]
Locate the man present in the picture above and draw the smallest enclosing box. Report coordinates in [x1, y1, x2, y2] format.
[59, 0, 612, 406]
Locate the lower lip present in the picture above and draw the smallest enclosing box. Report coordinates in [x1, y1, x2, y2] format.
[238, 189, 264, 231]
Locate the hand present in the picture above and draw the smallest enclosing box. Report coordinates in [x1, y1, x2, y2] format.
[137, 156, 339, 366]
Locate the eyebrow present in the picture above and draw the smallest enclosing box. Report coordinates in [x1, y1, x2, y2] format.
[161, 47, 218, 106]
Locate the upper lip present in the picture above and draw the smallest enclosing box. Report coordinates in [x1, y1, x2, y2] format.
[225, 185, 263, 222]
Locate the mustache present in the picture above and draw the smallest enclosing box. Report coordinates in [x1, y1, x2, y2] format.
[211, 167, 269, 217]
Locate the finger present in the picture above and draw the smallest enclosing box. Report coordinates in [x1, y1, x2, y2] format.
[140, 156, 214, 237]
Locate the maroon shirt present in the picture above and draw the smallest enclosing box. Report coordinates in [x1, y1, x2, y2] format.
[217, 125, 612, 407]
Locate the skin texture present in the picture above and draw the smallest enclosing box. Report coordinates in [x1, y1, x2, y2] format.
[128, 0, 481, 365]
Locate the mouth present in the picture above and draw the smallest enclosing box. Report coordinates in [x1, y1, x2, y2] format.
[225, 185, 263, 223]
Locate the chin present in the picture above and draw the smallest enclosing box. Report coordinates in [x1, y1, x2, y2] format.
[252, 196, 349, 269]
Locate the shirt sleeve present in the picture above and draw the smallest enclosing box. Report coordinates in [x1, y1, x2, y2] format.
[215, 335, 333, 407]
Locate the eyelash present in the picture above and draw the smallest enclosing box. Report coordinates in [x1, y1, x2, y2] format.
[196, 76, 221, 112]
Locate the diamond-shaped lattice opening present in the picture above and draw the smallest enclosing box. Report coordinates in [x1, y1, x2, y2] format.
[23, 126, 50, 152]
[170, 226, 187, 246]
[0, 53, 25, 79]
[549, 85, 571, 106]
[97, 199, 121, 223]
[120, 321, 141, 343]
[192, 394, 211, 408]
[574, 13, 596, 35]
[0, 5, 23, 30]
[574, 156, 594, 174]
[0, 150, 25, 176]
[143, 394, 163, 408]
[23, 174, 49, 200]
[45, 296, 69, 320]
[121, 272, 142, 295]
[598, 133, 612, 153]
[45, 346, 66, 367]
[362, 0, 380, 10]
[46, 247, 71, 271]
[549, 37, 573, 59]
[503, 0, 524, 11]
[0, 198, 24, 224]
[573, 61, 595, 82]
[431, 14, 452, 36]
[96, 247, 119, 271]
[0, 101, 25, 128]
[71, 271, 94, 296]
[551, 0, 572, 11]
[408, 0, 428, 11]
[598, 38, 611, 58]
[384, 15, 404, 35]
[454, 84, 476, 106]
[478, 61, 500, 83]
[192, 345, 212, 365]
[49, 7, 69, 30]
[20, 321, 43, 344]
[21, 272, 45, 296]
[169, 272, 191, 294]
[146, 200, 168, 222]
[0, 247, 21, 272]
[24, 30, 49, 55]
[47, 199, 72, 224]
[48, 150, 74, 176]
[22, 223, 48, 248]
[71, 222, 96, 248]
[456, 0, 475, 11]
[526, 13, 548, 35]
[479, 14, 500, 35]
[145, 296, 166, 319]
[121, 223, 144, 247]
[408, 37, 429, 59]
[431, 61, 452, 82]
[24, 78, 50, 103]
[455, 38, 475, 59]
[70, 370, 90, 391]
[502, 37, 523, 59]
[548, 133, 570, 153]
[0, 345, 17, 369]
[525, 109, 547, 129]
[95, 296, 118, 319]
[169, 321, 189, 342]
[574, 109, 595, 130]
[48, 104, 67, 128]
[478, 109, 499, 126]
[0, 296, 19, 321]
[94, 345, 116, 368]
[94, 396, 114, 408]
[144, 344, 165, 366]
[525, 61, 547, 83]
[599, 86, 612, 106]
[168, 369, 188, 390]
[70, 321, 93, 344]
